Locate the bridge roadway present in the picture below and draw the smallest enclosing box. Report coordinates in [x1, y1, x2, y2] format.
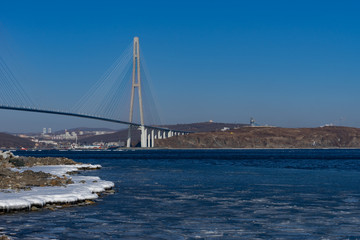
[0, 105, 190, 146]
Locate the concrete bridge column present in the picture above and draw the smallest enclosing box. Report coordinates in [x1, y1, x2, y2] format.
[147, 133, 151, 148]
[151, 130, 154, 148]
[140, 126, 147, 148]
[163, 131, 167, 139]
[144, 128, 148, 147]
[127, 125, 132, 147]
[158, 131, 162, 139]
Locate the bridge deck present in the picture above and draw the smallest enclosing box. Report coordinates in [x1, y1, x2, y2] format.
[0, 105, 189, 133]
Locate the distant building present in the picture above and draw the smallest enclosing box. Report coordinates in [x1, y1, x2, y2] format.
[106, 141, 125, 147]
[250, 117, 256, 127]
[39, 140, 58, 146]
[320, 123, 334, 127]
[52, 130, 77, 140]
[95, 131, 109, 135]
[18, 134, 30, 139]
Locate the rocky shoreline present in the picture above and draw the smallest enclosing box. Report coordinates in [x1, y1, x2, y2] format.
[0, 151, 114, 214]
[0, 152, 79, 191]
[155, 126, 360, 148]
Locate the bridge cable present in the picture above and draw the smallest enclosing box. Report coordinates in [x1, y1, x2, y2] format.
[0, 56, 36, 107]
[140, 51, 162, 125]
[71, 41, 133, 120]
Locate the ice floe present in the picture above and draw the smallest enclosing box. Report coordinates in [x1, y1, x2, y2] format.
[0, 164, 114, 211]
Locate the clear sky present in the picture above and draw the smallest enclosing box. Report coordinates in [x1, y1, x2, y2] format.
[0, 0, 359, 133]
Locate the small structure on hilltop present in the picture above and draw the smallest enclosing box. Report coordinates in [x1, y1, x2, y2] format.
[250, 117, 256, 127]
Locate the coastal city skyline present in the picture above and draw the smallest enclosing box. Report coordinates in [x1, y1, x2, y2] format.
[0, 1, 360, 132]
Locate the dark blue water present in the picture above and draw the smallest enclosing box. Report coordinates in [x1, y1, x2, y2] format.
[2, 149, 360, 239]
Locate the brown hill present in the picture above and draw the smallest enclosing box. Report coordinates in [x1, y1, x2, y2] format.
[0, 133, 35, 149]
[155, 126, 360, 148]
[78, 128, 140, 146]
[155, 122, 248, 132]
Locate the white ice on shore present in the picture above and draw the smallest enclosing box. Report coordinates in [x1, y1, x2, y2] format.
[0, 164, 114, 211]
[13, 164, 102, 176]
[0, 150, 18, 160]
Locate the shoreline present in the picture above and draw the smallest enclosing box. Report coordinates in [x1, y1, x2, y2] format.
[0, 152, 114, 213]
[13, 147, 360, 151]
[134, 147, 360, 150]
[9, 147, 360, 152]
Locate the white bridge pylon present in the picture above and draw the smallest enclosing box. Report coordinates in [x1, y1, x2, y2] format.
[126, 37, 186, 148]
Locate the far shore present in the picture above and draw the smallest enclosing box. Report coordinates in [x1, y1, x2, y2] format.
[9, 147, 360, 151]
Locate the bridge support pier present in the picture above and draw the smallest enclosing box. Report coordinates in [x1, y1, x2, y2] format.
[151, 130, 154, 148]
[127, 125, 132, 148]
[140, 126, 147, 148]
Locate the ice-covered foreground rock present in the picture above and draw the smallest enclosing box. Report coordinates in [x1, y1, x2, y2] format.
[0, 150, 18, 159]
[0, 164, 114, 211]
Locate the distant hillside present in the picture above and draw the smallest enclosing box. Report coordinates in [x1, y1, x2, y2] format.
[155, 126, 360, 148]
[0, 133, 35, 149]
[156, 122, 248, 132]
[79, 122, 247, 145]
[78, 129, 139, 145]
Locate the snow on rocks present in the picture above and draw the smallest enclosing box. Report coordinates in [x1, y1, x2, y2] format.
[13, 164, 102, 176]
[0, 151, 17, 160]
[0, 164, 114, 211]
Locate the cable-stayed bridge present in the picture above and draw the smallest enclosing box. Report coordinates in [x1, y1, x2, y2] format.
[0, 37, 189, 147]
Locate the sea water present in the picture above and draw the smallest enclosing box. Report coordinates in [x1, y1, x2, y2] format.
[1, 149, 360, 239]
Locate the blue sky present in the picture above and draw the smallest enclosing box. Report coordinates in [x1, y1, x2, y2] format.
[0, 0, 359, 132]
